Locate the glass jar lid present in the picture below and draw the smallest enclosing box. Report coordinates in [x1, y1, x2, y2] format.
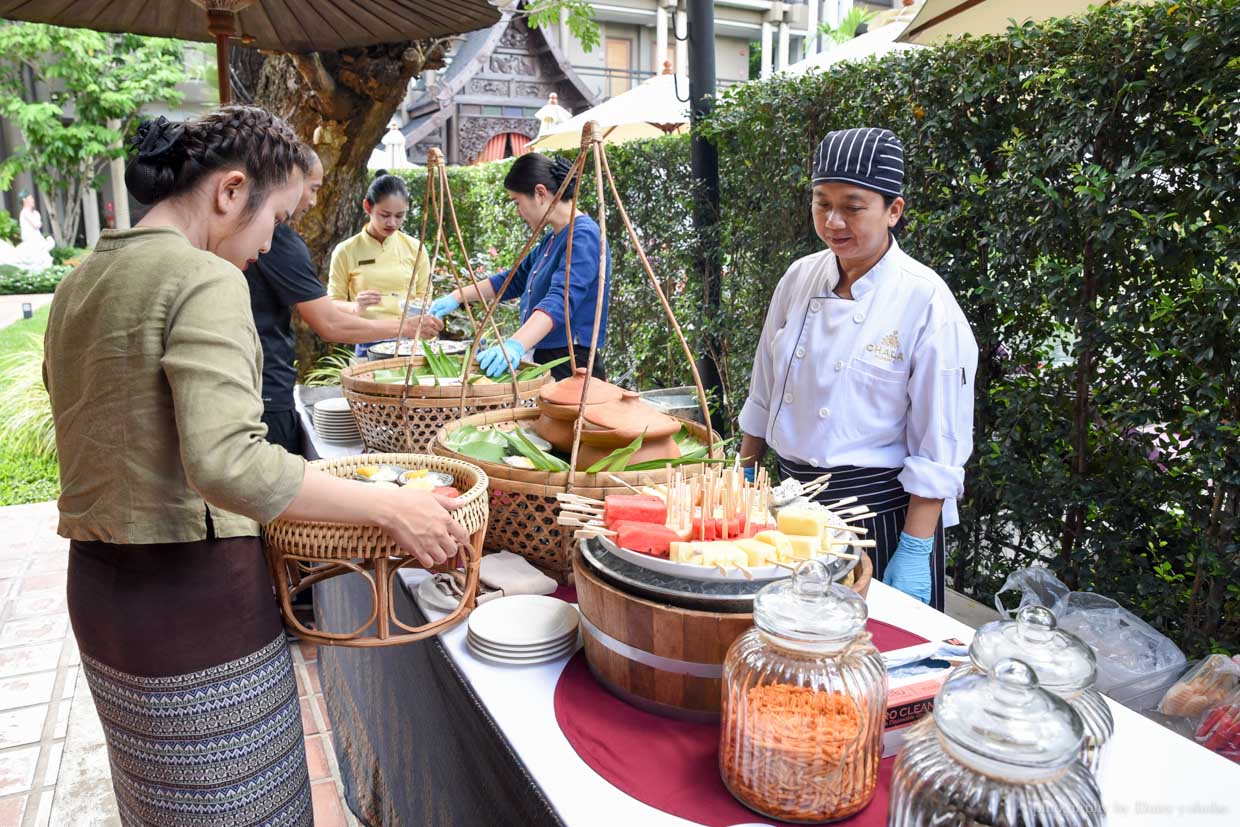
[753, 559, 867, 648]
[935, 658, 1084, 772]
[970, 605, 1097, 693]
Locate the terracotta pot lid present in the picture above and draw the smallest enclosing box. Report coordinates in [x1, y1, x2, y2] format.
[583, 391, 681, 441]
[539, 367, 625, 407]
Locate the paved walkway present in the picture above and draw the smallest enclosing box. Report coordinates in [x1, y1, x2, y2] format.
[0, 502, 358, 827]
[0, 296, 52, 331]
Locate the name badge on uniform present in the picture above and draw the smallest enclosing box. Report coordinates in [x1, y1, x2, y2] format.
[358, 258, 376, 265]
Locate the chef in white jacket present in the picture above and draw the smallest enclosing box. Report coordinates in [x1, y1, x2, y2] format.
[739, 128, 978, 610]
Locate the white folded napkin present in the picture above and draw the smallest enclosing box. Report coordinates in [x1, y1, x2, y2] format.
[480, 551, 558, 597]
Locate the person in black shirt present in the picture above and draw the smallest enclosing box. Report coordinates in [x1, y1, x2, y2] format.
[245, 148, 442, 455]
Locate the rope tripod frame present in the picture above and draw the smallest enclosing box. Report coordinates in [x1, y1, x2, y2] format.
[460, 120, 717, 492]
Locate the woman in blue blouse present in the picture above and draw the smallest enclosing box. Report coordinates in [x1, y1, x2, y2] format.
[428, 154, 611, 380]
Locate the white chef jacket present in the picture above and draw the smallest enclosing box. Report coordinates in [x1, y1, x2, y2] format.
[739, 238, 978, 526]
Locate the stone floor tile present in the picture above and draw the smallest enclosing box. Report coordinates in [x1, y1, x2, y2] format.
[304, 735, 330, 781]
[314, 694, 331, 733]
[0, 673, 55, 712]
[0, 794, 26, 826]
[0, 562, 24, 581]
[23, 554, 68, 576]
[52, 705, 69, 742]
[310, 781, 348, 827]
[307, 664, 321, 695]
[59, 669, 76, 701]
[0, 706, 47, 749]
[0, 645, 59, 680]
[298, 697, 318, 735]
[0, 746, 39, 797]
[31, 790, 52, 827]
[43, 742, 64, 788]
[6, 593, 66, 621]
[0, 582, 16, 602]
[48, 675, 119, 827]
[0, 616, 68, 649]
[15, 576, 64, 597]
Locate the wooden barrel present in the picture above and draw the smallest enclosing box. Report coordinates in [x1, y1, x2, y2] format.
[574, 549, 874, 720]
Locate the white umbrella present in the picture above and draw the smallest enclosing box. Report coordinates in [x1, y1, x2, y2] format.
[370, 119, 411, 171]
[897, 0, 1149, 44]
[783, 21, 921, 76]
[529, 70, 690, 151]
[534, 93, 573, 138]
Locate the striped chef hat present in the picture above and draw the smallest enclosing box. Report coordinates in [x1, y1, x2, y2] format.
[811, 128, 904, 198]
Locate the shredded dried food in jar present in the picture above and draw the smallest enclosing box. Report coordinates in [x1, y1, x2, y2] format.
[720, 683, 875, 821]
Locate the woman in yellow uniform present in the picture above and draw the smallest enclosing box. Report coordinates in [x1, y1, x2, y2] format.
[328, 171, 432, 357]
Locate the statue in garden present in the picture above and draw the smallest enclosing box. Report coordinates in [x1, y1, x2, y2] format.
[0, 190, 55, 271]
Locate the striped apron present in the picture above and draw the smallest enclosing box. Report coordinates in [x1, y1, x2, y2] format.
[775, 459, 947, 611]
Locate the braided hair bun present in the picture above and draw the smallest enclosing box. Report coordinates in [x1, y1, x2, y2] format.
[503, 152, 577, 201]
[125, 105, 306, 212]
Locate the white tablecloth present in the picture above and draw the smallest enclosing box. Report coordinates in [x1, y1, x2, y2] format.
[295, 387, 1240, 824]
[403, 572, 1240, 826]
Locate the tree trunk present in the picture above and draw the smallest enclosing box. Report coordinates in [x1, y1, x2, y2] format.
[231, 40, 447, 377]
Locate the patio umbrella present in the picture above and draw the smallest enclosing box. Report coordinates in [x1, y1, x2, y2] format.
[783, 20, 921, 76]
[0, 0, 500, 103]
[529, 64, 689, 152]
[898, 0, 1147, 44]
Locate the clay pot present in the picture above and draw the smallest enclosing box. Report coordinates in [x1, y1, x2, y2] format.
[576, 436, 681, 471]
[582, 392, 680, 444]
[538, 367, 624, 407]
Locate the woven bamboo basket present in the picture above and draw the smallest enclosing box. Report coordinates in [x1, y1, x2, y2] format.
[432, 407, 718, 583]
[264, 453, 489, 647]
[340, 356, 548, 454]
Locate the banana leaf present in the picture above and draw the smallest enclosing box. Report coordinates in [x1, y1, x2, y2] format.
[454, 441, 508, 463]
[490, 356, 572, 385]
[585, 430, 646, 474]
[502, 428, 570, 472]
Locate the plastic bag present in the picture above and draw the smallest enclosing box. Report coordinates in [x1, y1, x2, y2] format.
[1196, 684, 1240, 763]
[994, 567, 1186, 701]
[1158, 654, 1240, 718]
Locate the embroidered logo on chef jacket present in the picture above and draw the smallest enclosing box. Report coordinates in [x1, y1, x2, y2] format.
[866, 330, 905, 365]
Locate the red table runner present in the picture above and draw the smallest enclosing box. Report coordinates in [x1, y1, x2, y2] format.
[553, 619, 926, 826]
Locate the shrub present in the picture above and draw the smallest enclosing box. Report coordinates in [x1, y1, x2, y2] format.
[0, 263, 71, 294]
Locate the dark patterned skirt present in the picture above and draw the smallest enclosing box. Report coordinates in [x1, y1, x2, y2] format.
[68, 537, 312, 826]
[775, 460, 947, 611]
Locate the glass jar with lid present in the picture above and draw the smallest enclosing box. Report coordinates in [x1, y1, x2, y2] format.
[719, 560, 886, 823]
[961, 604, 1114, 774]
[890, 658, 1104, 827]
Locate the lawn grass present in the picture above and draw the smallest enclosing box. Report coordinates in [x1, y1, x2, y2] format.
[0, 305, 59, 507]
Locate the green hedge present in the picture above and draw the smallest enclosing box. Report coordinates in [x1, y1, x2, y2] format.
[0, 264, 71, 294]
[394, 0, 1238, 655]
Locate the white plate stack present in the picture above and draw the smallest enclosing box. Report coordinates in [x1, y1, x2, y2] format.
[311, 397, 361, 444]
[466, 595, 580, 666]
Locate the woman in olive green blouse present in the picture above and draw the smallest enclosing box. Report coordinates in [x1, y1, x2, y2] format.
[42, 106, 469, 826]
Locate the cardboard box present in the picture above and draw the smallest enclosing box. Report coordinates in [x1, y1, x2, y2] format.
[882, 639, 970, 757]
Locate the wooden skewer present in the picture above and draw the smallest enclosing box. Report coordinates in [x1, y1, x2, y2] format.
[559, 501, 602, 514]
[836, 505, 872, 516]
[607, 474, 643, 494]
[557, 492, 603, 506]
[574, 529, 616, 539]
[842, 512, 876, 524]
[832, 524, 868, 536]
[824, 496, 859, 510]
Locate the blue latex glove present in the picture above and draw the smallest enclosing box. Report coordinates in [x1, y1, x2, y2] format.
[429, 295, 460, 319]
[478, 339, 526, 378]
[882, 532, 934, 604]
[743, 466, 756, 483]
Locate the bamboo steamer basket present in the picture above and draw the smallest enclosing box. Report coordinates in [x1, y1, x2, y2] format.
[573, 547, 873, 720]
[264, 453, 488, 647]
[340, 355, 548, 454]
[433, 407, 719, 583]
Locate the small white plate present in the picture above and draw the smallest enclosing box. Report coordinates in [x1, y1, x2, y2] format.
[468, 595, 579, 648]
[466, 638, 576, 666]
[314, 397, 352, 413]
[467, 629, 577, 655]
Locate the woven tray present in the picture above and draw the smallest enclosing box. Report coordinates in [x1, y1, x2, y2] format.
[264, 453, 489, 647]
[340, 356, 547, 454]
[432, 407, 718, 584]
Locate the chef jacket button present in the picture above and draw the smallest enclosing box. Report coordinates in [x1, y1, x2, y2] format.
[818, 407, 830, 419]
[795, 347, 806, 359]
[853, 312, 865, 324]
[834, 361, 844, 371]
[809, 300, 822, 313]
[783, 392, 794, 404]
